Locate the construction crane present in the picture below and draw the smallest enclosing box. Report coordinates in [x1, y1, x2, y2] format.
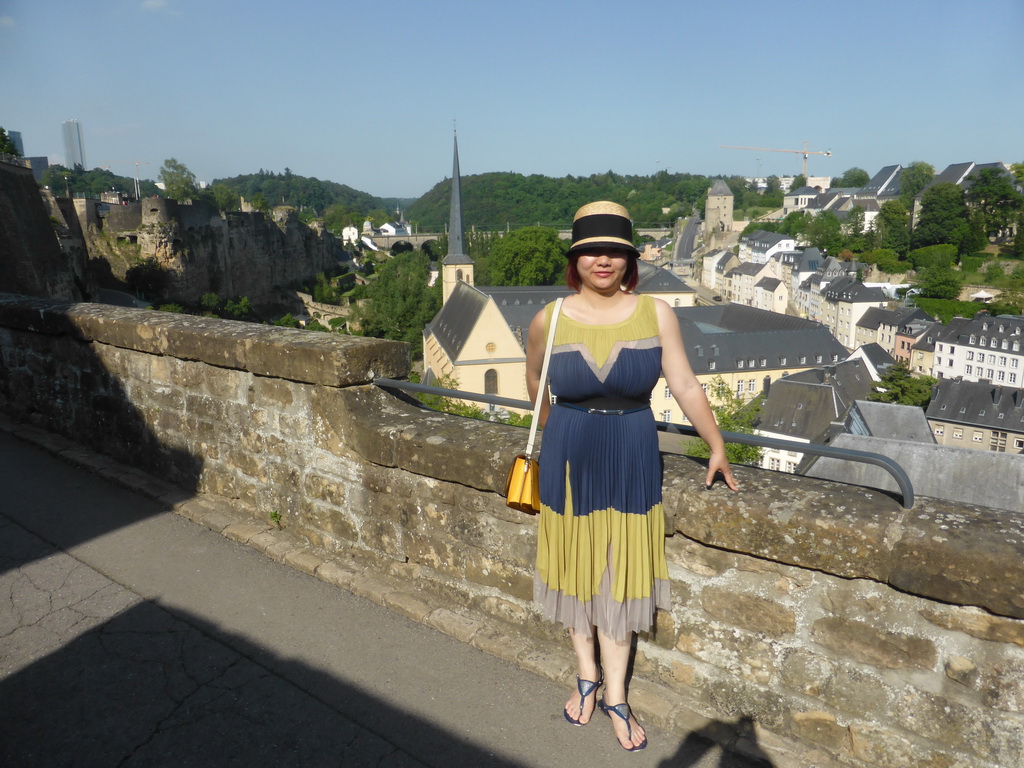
[721, 141, 832, 178]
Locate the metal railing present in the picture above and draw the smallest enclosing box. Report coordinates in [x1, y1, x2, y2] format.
[374, 378, 915, 509]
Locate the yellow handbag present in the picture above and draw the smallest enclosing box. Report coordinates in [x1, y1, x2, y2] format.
[505, 298, 562, 514]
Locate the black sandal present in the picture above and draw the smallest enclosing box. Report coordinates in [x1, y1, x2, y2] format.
[598, 699, 648, 751]
[563, 676, 602, 726]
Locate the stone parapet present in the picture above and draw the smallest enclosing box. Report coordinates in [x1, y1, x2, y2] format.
[1, 293, 1022, 768]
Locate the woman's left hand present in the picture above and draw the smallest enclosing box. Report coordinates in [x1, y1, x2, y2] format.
[705, 451, 739, 492]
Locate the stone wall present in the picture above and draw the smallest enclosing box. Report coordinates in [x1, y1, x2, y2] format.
[81, 196, 346, 305]
[1, 291, 1022, 768]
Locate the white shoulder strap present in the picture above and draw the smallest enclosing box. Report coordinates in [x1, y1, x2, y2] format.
[525, 297, 564, 457]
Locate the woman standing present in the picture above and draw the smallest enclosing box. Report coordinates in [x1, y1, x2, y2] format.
[526, 201, 738, 752]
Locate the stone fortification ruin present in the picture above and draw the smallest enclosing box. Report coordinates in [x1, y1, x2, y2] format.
[1, 290, 1022, 768]
[0, 158, 346, 308]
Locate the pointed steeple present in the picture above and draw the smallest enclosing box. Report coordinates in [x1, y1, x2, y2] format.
[441, 132, 474, 304]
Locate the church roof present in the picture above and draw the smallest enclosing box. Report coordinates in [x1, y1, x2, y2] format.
[424, 281, 490, 359]
[443, 134, 473, 267]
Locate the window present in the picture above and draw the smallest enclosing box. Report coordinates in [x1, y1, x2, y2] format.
[709, 361, 716, 370]
[973, 431, 983, 443]
[953, 428, 963, 439]
[485, 342, 496, 355]
[738, 360, 745, 369]
[815, 355, 823, 364]
[664, 386, 672, 399]
[832, 354, 839, 362]
[999, 371, 1006, 382]
[991, 431, 1007, 452]
[1013, 359, 1019, 369]
[1011, 373, 1018, 384]
[967, 351, 974, 361]
[748, 359, 756, 368]
[748, 379, 756, 392]
[786, 461, 798, 473]
[799, 356, 807, 364]
[484, 369, 498, 395]
[933, 426, 944, 436]
[1015, 438, 1024, 450]
[737, 381, 744, 396]
[662, 410, 672, 421]
[769, 457, 780, 471]
[991, 339, 998, 348]
[988, 369, 995, 379]
[780, 357, 787, 366]
[760, 358, 767, 367]
[966, 365, 973, 375]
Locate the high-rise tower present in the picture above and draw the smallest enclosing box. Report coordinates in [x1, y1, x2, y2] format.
[441, 133, 474, 303]
[62, 119, 87, 169]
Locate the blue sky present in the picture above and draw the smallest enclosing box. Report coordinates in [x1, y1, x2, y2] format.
[2, 0, 1021, 199]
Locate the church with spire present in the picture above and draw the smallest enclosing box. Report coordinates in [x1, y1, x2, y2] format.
[422, 134, 697, 417]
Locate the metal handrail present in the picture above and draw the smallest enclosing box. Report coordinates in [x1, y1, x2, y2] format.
[373, 378, 915, 509]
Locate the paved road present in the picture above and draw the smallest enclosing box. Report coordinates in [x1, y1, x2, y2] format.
[0, 426, 773, 767]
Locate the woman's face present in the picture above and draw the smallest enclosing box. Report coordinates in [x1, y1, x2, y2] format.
[575, 248, 631, 292]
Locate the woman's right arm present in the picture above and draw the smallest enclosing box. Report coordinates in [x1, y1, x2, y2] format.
[525, 308, 551, 427]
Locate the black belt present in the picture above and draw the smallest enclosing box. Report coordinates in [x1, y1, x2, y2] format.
[556, 397, 651, 415]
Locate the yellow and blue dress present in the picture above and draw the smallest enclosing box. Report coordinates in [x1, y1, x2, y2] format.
[535, 294, 670, 641]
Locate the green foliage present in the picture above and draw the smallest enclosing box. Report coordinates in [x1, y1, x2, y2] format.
[489, 227, 566, 286]
[868, 363, 936, 408]
[913, 182, 968, 250]
[965, 168, 1023, 239]
[272, 313, 301, 328]
[404, 170, 714, 230]
[834, 167, 870, 188]
[156, 303, 184, 313]
[40, 164, 160, 199]
[200, 292, 222, 313]
[416, 373, 533, 426]
[211, 183, 240, 212]
[350, 250, 440, 357]
[685, 377, 763, 466]
[159, 158, 199, 201]
[804, 211, 843, 254]
[224, 296, 255, 320]
[899, 161, 935, 205]
[0, 127, 20, 156]
[304, 318, 330, 332]
[860, 249, 904, 274]
[917, 265, 964, 300]
[872, 200, 911, 255]
[907, 244, 957, 271]
[213, 168, 405, 219]
[312, 273, 342, 304]
[912, 298, 980, 324]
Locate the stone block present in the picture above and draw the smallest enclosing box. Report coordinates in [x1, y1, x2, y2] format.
[920, 606, 1024, 648]
[811, 617, 937, 671]
[316, 560, 359, 592]
[627, 680, 679, 729]
[283, 549, 323, 576]
[222, 522, 269, 544]
[675, 619, 778, 684]
[700, 586, 796, 637]
[981, 659, 1024, 713]
[848, 723, 956, 768]
[381, 591, 434, 622]
[891, 499, 1024, 621]
[402, 532, 458, 575]
[790, 711, 848, 752]
[424, 608, 483, 644]
[516, 646, 572, 683]
[779, 648, 835, 699]
[463, 551, 533, 601]
[470, 627, 531, 665]
[198, 509, 237, 534]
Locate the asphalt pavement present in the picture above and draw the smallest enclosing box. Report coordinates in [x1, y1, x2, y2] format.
[0, 424, 772, 767]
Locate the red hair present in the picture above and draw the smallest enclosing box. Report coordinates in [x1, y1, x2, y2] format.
[565, 252, 639, 292]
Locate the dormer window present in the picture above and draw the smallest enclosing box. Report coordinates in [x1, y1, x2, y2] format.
[991, 339, 998, 348]
[970, 335, 977, 344]
[980, 336, 986, 346]
[738, 360, 745, 369]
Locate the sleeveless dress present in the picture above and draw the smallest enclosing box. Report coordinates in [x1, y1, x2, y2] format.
[534, 294, 670, 642]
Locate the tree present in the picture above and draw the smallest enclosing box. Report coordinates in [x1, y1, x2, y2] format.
[899, 161, 935, 205]
[872, 200, 911, 255]
[159, 158, 199, 201]
[917, 265, 964, 300]
[965, 168, 1023, 240]
[686, 377, 762, 466]
[791, 175, 807, 191]
[350, 250, 440, 356]
[868, 363, 936, 408]
[913, 182, 968, 249]
[211, 183, 240, 212]
[834, 167, 869, 188]
[489, 227, 566, 286]
[841, 206, 868, 253]
[805, 212, 843, 254]
[125, 257, 171, 299]
[0, 127, 20, 156]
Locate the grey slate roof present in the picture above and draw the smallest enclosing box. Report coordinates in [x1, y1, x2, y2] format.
[708, 179, 733, 197]
[756, 359, 875, 441]
[850, 342, 896, 374]
[847, 400, 935, 442]
[859, 165, 903, 197]
[425, 281, 492, 358]
[911, 321, 945, 352]
[636, 262, 693, 292]
[857, 306, 933, 332]
[756, 277, 782, 291]
[824, 276, 887, 304]
[925, 378, 1024, 432]
[934, 313, 1024, 347]
[677, 304, 848, 376]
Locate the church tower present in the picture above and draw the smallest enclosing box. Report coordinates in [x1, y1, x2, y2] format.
[441, 133, 474, 304]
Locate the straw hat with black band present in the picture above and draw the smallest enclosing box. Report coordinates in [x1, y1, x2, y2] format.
[565, 201, 640, 258]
